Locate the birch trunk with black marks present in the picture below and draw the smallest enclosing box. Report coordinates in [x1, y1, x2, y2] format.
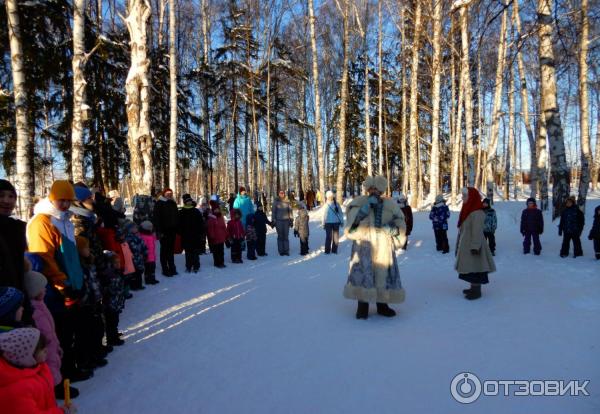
[408, 0, 422, 206]
[168, 0, 178, 195]
[429, 0, 442, 200]
[577, 0, 590, 211]
[71, 0, 86, 183]
[335, 0, 350, 204]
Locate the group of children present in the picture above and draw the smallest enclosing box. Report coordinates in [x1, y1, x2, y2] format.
[426, 193, 600, 259]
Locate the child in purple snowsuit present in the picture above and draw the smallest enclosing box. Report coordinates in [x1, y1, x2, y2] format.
[520, 197, 544, 255]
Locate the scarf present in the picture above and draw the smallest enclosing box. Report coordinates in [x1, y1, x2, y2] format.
[458, 187, 484, 228]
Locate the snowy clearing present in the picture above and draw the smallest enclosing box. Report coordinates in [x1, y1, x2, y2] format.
[77, 198, 600, 414]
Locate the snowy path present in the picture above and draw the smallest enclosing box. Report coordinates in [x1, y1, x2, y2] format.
[77, 200, 600, 413]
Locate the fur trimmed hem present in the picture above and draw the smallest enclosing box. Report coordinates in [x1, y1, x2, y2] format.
[343, 284, 405, 304]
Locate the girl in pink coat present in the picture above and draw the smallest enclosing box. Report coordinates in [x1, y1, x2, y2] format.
[138, 221, 159, 285]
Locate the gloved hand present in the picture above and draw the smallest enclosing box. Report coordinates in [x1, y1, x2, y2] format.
[470, 249, 480, 255]
[294, 230, 299, 238]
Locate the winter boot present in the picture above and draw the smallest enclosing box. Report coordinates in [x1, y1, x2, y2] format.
[462, 287, 472, 295]
[376, 303, 397, 317]
[356, 301, 369, 320]
[465, 285, 482, 300]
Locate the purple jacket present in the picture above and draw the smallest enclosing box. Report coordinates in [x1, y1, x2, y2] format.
[521, 208, 544, 235]
[31, 299, 62, 385]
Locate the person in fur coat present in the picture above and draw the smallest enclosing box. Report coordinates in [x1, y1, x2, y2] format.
[294, 202, 310, 255]
[343, 175, 406, 320]
[455, 188, 496, 300]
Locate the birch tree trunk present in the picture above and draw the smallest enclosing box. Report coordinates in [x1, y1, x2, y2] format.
[459, 6, 475, 187]
[71, 0, 86, 183]
[513, 0, 537, 198]
[124, 0, 153, 195]
[429, 0, 442, 200]
[592, 95, 600, 190]
[308, 0, 325, 201]
[485, 1, 508, 202]
[577, 0, 590, 211]
[168, 0, 178, 195]
[400, 6, 408, 194]
[538, 0, 569, 219]
[201, 0, 211, 194]
[6, 0, 33, 217]
[363, 25, 372, 176]
[408, 0, 422, 207]
[335, 0, 350, 204]
[377, 0, 384, 176]
[506, 66, 515, 200]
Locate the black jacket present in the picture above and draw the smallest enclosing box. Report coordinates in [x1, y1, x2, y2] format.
[254, 210, 272, 235]
[587, 206, 600, 240]
[559, 205, 585, 236]
[178, 206, 205, 248]
[0, 215, 27, 290]
[153, 197, 179, 234]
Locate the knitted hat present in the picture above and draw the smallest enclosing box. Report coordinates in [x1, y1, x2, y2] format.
[0, 287, 24, 320]
[325, 190, 334, 199]
[0, 328, 41, 368]
[435, 195, 445, 204]
[23, 271, 47, 299]
[0, 179, 16, 195]
[482, 198, 491, 206]
[48, 180, 75, 202]
[74, 186, 93, 202]
[526, 197, 536, 205]
[363, 175, 387, 193]
[122, 220, 137, 233]
[567, 195, 576, 204]
[75, 235, 90, 252]
[163, 188, 173, 195]
[140, 220, 153, 232]
[182, 194, 193, 204]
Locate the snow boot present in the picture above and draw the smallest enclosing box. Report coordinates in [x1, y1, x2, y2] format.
[465, 285, 482, 300]
[356, 301, 369, 320]
[376, 303, 396, 317]
[462, 287, 472, 295]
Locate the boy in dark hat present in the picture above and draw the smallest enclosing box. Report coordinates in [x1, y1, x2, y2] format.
[520, 197, 544, 255]
[178, 194, 205, 273]
[559, 196, 585, 258]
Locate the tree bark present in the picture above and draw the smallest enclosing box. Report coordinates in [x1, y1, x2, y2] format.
[506, 64, 516, 200]
[6, 0, 33, 217]
[377, 0, 384, 176]
[168, 0, 178, 195]
[408, 0, 422, 207]
[538, 0, 569, 219]
[124, 0, 153, 195]
[592, 93, 600, 190]
[577, 0, 590, 211]
[201, 0, 211, 195]
[429, 0, 442, 200]
[485, 1, 508, 202]
[400, 6, 408, 194]
[308, 0, 325, 201]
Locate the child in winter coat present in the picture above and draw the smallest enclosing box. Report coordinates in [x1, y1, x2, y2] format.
[138, 221, 159, 284]
[207, 207, 228, 268]
[99, 251, 125, 346]
[178, 194, 205, 273]
[396, 194, 412, 250]
[23, 271, 75, 399]
[520, 197, 544, 255]
[227, 209, 245, 264]
[115, 227, 136, 298]
[429, 195, 450, 253]
[294, 202, 310, 255]
[0, 286, 25, 332]
[74, 236, 107, 372]
[245, 213, 258, 260]
[254, 203, 273, 256]
[0, 327, 75, 413]
[482, 198, 498, 256]
[123, 221, 148, 290]
[559, 196, 585, 258]
[588, 206, 600, 260]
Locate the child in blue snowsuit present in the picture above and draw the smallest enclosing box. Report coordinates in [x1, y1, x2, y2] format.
[520, 197, 544, 255]
[429, 195, 450, 253]
[482, 198, 497, 256]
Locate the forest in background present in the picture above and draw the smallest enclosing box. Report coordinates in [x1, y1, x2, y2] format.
[1, 0, 600, 219]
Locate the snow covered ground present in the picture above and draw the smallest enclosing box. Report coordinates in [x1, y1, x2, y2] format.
[77, 196, 600, 414]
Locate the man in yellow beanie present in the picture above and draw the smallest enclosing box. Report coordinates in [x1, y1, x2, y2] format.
[26, 180, 90, 382]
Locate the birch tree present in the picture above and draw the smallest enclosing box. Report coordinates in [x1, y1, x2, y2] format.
[408, 0, 422, 206]
[577, 0, 591, 210]
[71, 0, 87, 183]
[377, 0, 383, 176]
[485, 0, 508, 202]
[168, 0, 178, 194]
[429, 0, 443, 200]
[124, 0, 154, 194]
[308, 0, 325, 201]
[538, 0, 569, 219]
[335, 0, 350, 204]
[5, 0, 33, 216]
